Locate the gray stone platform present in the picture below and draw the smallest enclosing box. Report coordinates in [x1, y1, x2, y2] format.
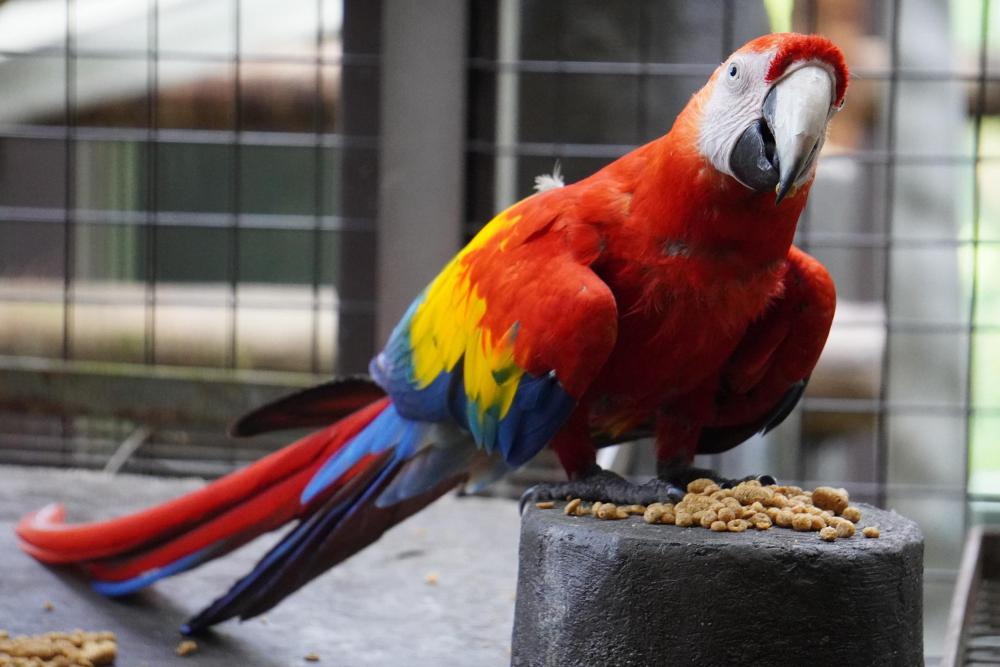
[0, 465, 520, 666]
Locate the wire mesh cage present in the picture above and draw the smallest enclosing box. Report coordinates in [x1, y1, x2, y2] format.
[0, 0, 997, 661]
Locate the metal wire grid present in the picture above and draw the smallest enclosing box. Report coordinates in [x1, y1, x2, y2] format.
[0, 0, 379, 375]
[0, 0, 380, 473]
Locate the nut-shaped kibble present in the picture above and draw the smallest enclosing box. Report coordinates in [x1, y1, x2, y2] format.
[834, 519, 856, 538]
[684, 495, 715, 513]
[776, 510, 794, 527]
[842, 506, 862, 523]
[723, 497, 741, 509]
[744, 479, 762, 488]
[687, 478, 716, 494]
[812, 486, 850, 514]
[176, 640, 198, 657]
[710, 520, 728, 532]
[792, 514, 815, 531]
[535, 501, 555, 509]
[644, 506, 665, 524]
[790, 494, 813, 505]
[615, 508, 629, 519]
[591, 502, 603, 517]
[675, 512, 694, 527]
[740, 506, 757, 520]
[726, 519, 748, 533]
[700, 510, 719, 528]
[702, 483, 721, 496]
[766, 493, 789, 508]
[811, 515, 827, 531]
[751, 512, 770, 525]
[660, 510, 676, 525]
[563, 498, 581, 515]
[765, 507, 781, 521]
[753, 518, 772, 531]
[819, 526, 837, 542]
[733, 484, 770, 505]
[863, 526, 880, 538]
[806, 506, 824, 516]
[597, 503, 619, 520]
[718, 507, 737, 523]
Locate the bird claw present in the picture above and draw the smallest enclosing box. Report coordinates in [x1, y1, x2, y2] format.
[519, 468, 685, 513]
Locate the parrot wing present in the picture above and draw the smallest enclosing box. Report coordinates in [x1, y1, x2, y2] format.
[697, 246, 835, 454]
[371, 197, 619, 468]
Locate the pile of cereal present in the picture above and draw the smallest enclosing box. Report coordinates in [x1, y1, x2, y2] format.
[0, 629, 117, 666]
[538, 479, 881, 542]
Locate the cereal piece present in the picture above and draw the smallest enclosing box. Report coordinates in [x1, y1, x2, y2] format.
[733, 483, 771, 505]
[683, 495, 715, 513]
[591, 502, 603, 517]
[792, 514, 815, 531]
[621, 504, 646, 515]
[863, 526, 880, 538]
[305, 652, 321, 662]
[575, 503, 590, 516]
[753, 518, 772, 531]
[79, 639, 117, 666]
[674, 512, 694, 527]
[811, 515, 827, 531]
[425, 572, 438, 585]
[700, 510, 719, 528]
[710, 520, 728, 532]
[43, 602, 54, 612]
[819, 526, 837, 542]
[743, 479, 762, 488]
[842, 506, 862, 523]
[615, 507, 630, 519]
[701, 483, 721, 496]
[643, 505, 664, 524]
[176, 640, 198, 657]
[687, 478, 716, 494]
[726, 519, 748, 533]
[597, 503, 620, 520]
[563, 498, 582, 515]
[812, 486, 850, 514]
[775, 510, 794, 527]
[765, 492, 788, 508]
[740, 506, 757, 520]
[535, 501, 555, 510]
[834, 519, 856, 538]
[765, 507, 781, 521]
[717, 507, 737, 523]
[659, 509, 676, 525]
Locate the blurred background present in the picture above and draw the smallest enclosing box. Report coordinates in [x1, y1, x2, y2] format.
[0, 0, 996, 661]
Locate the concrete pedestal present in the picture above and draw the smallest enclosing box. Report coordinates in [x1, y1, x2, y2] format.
[511, 503, 923, 667]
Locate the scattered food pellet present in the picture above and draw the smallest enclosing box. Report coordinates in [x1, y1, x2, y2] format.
[792, 514, 814, 532]
[176, 639, 198, 657]
[535, 501, 555, 510]
[425, 572, 439, 585]
[842, 506, 862, 523]
[819, 526, 837, 542]
[812, 486, 849, 514]
[863, 526, 881, 538]
[563, 498, 582, 515]
[42, 601, 55, 612]
[304, 652, 321, 662]
[0, 629, 117, 666]
[710, 520, 728, 532]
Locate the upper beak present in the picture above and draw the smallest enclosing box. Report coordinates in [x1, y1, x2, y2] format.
[763, 65, 834, 204]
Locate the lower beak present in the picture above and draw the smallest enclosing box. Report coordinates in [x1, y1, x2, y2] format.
[764, 65, 834, 204]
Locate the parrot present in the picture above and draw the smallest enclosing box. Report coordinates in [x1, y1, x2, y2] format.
[15, 33, 848, 634]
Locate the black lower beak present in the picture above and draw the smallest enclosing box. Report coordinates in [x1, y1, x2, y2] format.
[729, 118, 779, 194]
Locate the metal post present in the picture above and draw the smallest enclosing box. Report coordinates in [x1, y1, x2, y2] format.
[376, 0, 468, 345]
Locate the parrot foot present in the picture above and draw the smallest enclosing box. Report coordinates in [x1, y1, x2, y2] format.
[519, 467, 685, 514]
[656, 461, 777, 492]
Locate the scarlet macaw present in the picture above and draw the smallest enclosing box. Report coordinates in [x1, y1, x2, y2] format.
[16, 33, 847, 632]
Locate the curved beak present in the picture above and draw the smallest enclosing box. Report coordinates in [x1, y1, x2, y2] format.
[763, 65, 834, 204]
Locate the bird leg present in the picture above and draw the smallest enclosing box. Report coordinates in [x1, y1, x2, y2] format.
[656, 459, 777, 491]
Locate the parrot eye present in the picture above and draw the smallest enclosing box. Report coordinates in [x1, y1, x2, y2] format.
[728, 64, 738, 78]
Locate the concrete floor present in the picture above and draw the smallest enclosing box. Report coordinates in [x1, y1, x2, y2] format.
[0, 465, 520, 666]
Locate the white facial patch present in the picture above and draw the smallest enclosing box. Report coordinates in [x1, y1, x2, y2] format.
[697, 50, 776, 180]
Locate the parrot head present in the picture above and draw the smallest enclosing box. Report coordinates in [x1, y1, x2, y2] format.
[695, 33, 849, 204]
